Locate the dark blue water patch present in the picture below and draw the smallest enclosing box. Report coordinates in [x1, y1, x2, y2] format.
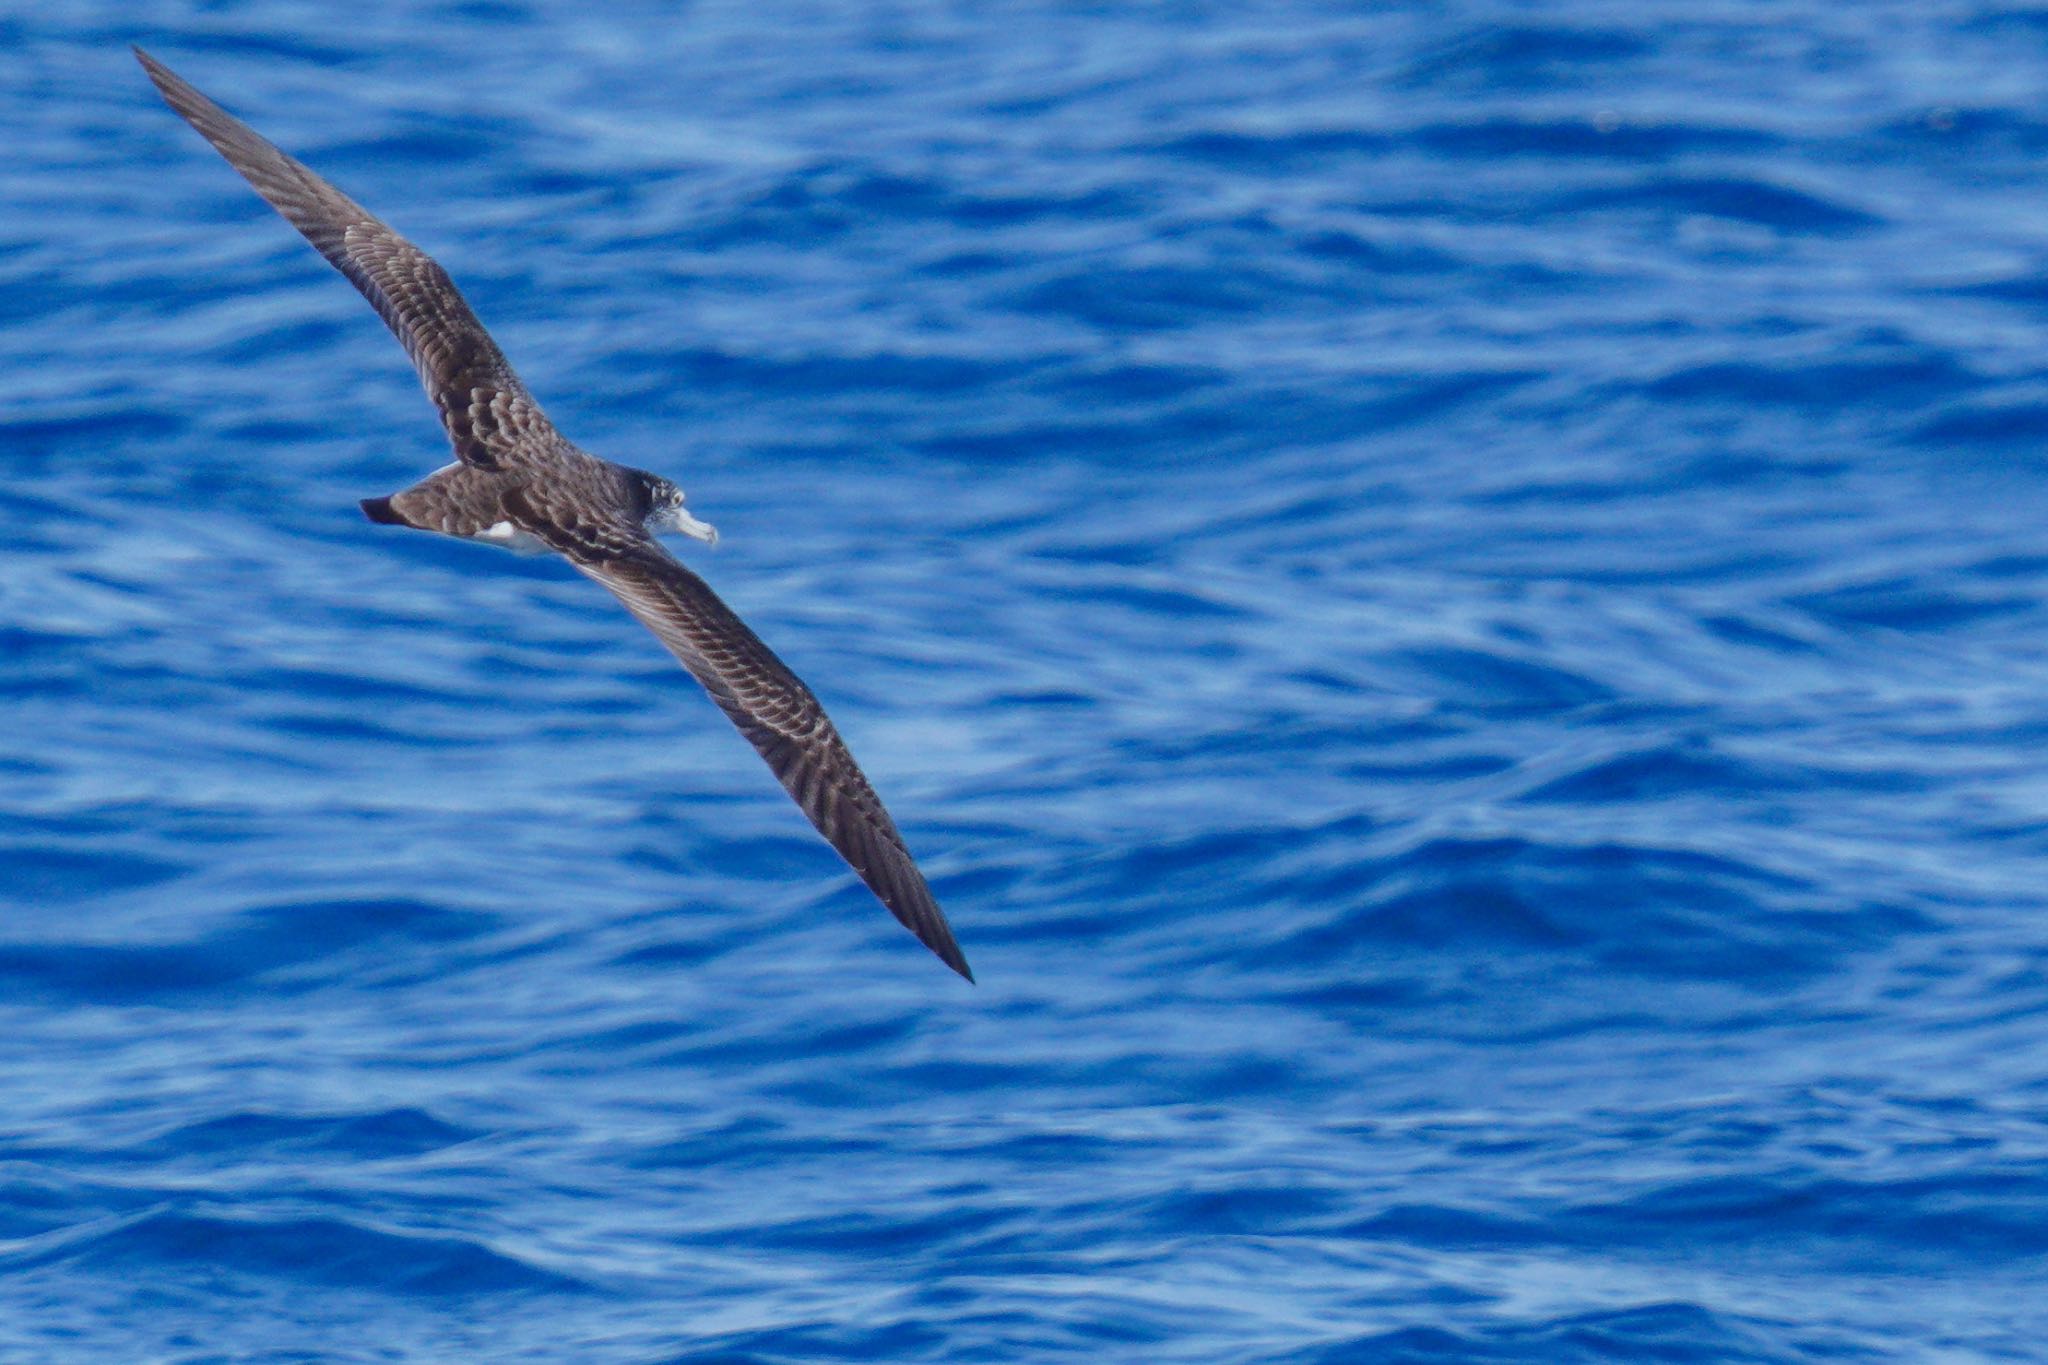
[1030, 356, 1223, 405]
[1965, 552, 2048, 580]
[0, 405, 170, 457]
[654, 1318, 954, 1365]
[1071, 579, 1252, 624]
[1698, 612, 1831, 655]
[1666, 447, 1858, 490]
[840, 169, 1138, 231]
[41, 1209, 587, 1296]
[1636, 354, 1972, 411]
[0, 629, 97, 698]
[240, 664, 459, 708]
[1874, 104, 2048, 156]
[218, 413, 349, 445]
[1412, 117, 1782, 162]
[1327, 1199, 1583, 1252]
[0, 898, 500, 1004]
[1910, 396, 2048, 449]
[0, 270, 78, 326]
[687, 164, 1144, 251]
[0, 940, 253, 1003]
[142, 29, 360, 68]
[736, 1202, 1011, 1255]
[1519, 742, 1803, 804]
[1946, 269, 2048, 308]
[1386, 646, 1612, 715]
[503, 160, 624, 203]
[1397, 24, 1654, 92]
[656, 1010, 929, 1074]
[623, 1114, 808, 1171]
[1786, 578, 2036, 632]
[1545, 176, 1881, 232]
[1963, 6, 2048, 39]
[1289, 1303, 1797, 1365]
[1281, 869, 1578, 958]
[0, 845, 186, 903]
[606, 925, 735, 975]
[655, 342, 995, 399]
[323, 123, 515, 176]
[1152, 125, 1397, 171]
[1556, 1168, 2048, 1265]
[144, 1108, 482, 1162]
[1006, 261, 1310, 330]
[1142, 1179, 1348, 1237]
[1245, 836, 1908, 989]
[1290, 224, 1462, 275]
[442, 0, 534, 25]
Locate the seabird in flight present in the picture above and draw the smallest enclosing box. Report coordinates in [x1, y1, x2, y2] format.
[137, 48, 972, 981]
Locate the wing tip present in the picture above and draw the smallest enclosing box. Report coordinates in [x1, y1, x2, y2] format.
[937, 941, 976, 984]
[884, 876, 974, 983]
[133, 46, 222, 133]
[909, 900, 975, 983]
[132, 44, 177, 92]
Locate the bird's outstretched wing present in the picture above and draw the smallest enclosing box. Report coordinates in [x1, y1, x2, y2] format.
[137, 47, 552, 471]
[503, 491, 972, 980]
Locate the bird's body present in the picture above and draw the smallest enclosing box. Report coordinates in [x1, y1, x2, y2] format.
[138, 48, 972, 982]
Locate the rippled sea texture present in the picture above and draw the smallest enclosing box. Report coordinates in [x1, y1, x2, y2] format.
[7, 2, 2048, 1360]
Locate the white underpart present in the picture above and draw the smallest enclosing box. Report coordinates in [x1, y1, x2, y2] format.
[471, 520, 552, 555]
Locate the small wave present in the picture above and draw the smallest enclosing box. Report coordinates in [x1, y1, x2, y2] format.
[0, 844, 185, 904]
[1387, 646, 1612, 716]
[1556, 1169, 2048, 1265]
[1248, 836, 1910, 986]
[690, 162, 1135, 250]
[0, 897, 500, 1003]
[1007, 263, 1305, 330]
[1520, 743, 1795, 804]
[1547, 175, 1880, 232]
[1398, 24, 1652, 91]
[30, 1208, 586, 1296]
[1913, 396, 2048, 449]
[1281, 1302, 1779, 1365]
[147, 1107, 482, 1162]
[1638, 355, 1970, 410]
[1787, 577, 2034, 632]
[1414, 118, 1779, 161]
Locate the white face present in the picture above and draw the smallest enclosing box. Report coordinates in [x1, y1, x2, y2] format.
[649, 486, 719, 545]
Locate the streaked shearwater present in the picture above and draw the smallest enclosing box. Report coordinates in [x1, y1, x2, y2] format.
[137, 49, 972, 982]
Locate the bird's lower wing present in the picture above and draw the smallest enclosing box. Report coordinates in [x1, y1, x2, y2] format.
[549, 534, 972, 981]
[137, 48, 549, 470]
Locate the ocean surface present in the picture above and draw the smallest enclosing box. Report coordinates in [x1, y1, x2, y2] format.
[5, 2, 2048, 1360]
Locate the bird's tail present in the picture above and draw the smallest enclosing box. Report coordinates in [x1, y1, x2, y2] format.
[360, 496, 408, 526]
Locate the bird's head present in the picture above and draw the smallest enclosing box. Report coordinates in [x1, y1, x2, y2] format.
[636, 472, 719, 546]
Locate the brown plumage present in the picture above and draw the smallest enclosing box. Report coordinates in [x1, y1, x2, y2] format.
[139, 47, 972, 982]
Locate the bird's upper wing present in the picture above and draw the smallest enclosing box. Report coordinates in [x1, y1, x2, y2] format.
[137, 47, 552, 471]
[503, 491, 973, 981]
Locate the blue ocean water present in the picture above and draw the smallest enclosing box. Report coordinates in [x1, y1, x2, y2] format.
[6, 1, 2048, 1359]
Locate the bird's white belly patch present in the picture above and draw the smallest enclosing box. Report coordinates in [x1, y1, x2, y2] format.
[469, 520, 551, 555]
